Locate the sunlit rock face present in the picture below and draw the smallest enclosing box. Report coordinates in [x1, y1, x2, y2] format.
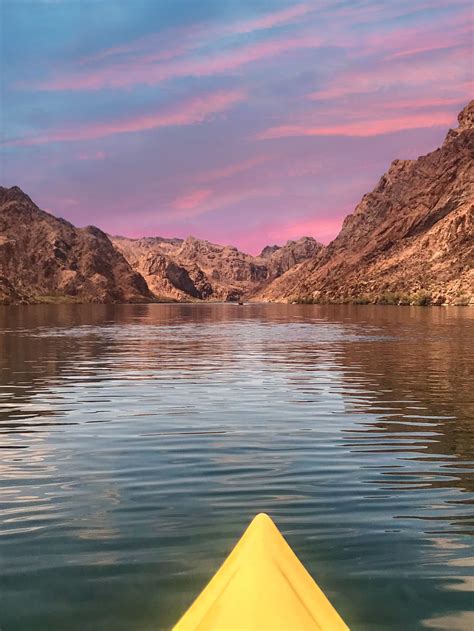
[111, 234, 323, 302]
[255, 101, 474, 306]
[0, 184, 321, 305]
[3, 102, 471, 306]
[0, 186, 153, 305]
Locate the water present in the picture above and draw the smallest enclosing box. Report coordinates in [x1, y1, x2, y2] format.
[0, 303, 473, 631]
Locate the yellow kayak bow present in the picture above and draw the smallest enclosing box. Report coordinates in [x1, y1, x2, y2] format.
[173, 513, 349, 630]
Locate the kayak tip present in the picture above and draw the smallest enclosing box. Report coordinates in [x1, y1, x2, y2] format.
[173, 511, 350, 630]
[252, 512, 271, 523]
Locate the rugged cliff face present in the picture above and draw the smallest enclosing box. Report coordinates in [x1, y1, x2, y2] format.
[0, 186, 153, 304]
[111, 235, 323, 301]
[256, 101, 474, 305]
[259, 237, 322, 277]
[3, 102, 471, 306]
[0, 184, 320, 305]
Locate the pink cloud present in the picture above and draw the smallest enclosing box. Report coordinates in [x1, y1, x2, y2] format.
[231, 3, 313, 34]
[370, 14, 472, 61]
[33, 31, 323, 92]
[194, 155, 271, 183]
[78, 32, 195, 66]
[162, 185, 281, 221]
[31, 2, 469, 97]
[172, 188, 212, 210]
[258, 111, 456, 139]
[380, 96, 470, 110]
[306, 10, 471, 101]
[311, 58, 469, 102]
[5, 89, 245, 146]
[328, 1, 472, 25]
[78, 3, 313, 68]
[385, 43, 461, 60]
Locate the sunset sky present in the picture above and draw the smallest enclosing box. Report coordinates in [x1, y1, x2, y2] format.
[1, 0, 472, 253]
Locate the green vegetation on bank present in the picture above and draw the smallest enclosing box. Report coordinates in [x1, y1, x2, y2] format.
[31, 294, 176, 305]
[453, 294, 471, 306]
[34, 294, 84, 304]
[377, 291, 432, 306]
[295, 291, 472, 306]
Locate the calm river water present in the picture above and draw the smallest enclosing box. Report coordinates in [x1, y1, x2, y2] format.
[0, 304, 473, 630]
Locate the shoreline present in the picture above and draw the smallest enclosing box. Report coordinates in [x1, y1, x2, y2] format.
[0, 300, 472, 308]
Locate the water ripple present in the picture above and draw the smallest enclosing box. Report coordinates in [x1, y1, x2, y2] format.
[0, 303, 472, 631]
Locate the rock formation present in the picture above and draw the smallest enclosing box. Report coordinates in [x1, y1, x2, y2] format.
[0, 186, 153, 304]
[0, 185, 321, 305]
[255, 101, 474, 305]
[2, 101, 472, 306]
[111, 235, 322, 301]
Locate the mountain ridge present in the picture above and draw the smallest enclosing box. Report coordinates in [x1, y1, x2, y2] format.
[0, 186, 322, 304]
[0, 186, 154, 305]
[111, 234, 323, 301]
[1, 101, 472, 306]
[253, 101, 474, 306]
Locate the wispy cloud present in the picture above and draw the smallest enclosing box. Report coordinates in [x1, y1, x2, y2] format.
[258, 111, 456, 139]
[32, 32, 323, 92]
[379, 96, 469, 110]
[164, 185, 281, 221]
[385, 42, 460, 61]
[361, 11, 472, 61]
[259, 18, 471, 142]
[3, 0, 472, 253]
[310, 54, 470, 102]
[327, 0, 472, 26]
[194, 155, 271, 183]
[172, 188, 213, 211]
[4, 89, 245, 146]
[78, 3, 314, 66]
[230, 3, 313, 34]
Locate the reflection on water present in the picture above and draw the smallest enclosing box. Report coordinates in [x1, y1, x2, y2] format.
[0, 303, 473, 630]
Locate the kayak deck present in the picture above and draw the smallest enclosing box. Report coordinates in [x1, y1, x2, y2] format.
[173, 512, 349, 630]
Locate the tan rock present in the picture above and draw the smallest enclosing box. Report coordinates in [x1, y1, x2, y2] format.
[111, 234, 323, 302]
[255, 101, 474, 305]
[0, 186, 154, 304]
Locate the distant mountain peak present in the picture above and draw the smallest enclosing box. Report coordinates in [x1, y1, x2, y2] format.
[260, 245, 280, 258]
[112, 234, 322, 302]
[457, 100, 474, 131]
[0, 185, 34, 206]
[444, 100, 474, 145]
[0, 189, 153, 305]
